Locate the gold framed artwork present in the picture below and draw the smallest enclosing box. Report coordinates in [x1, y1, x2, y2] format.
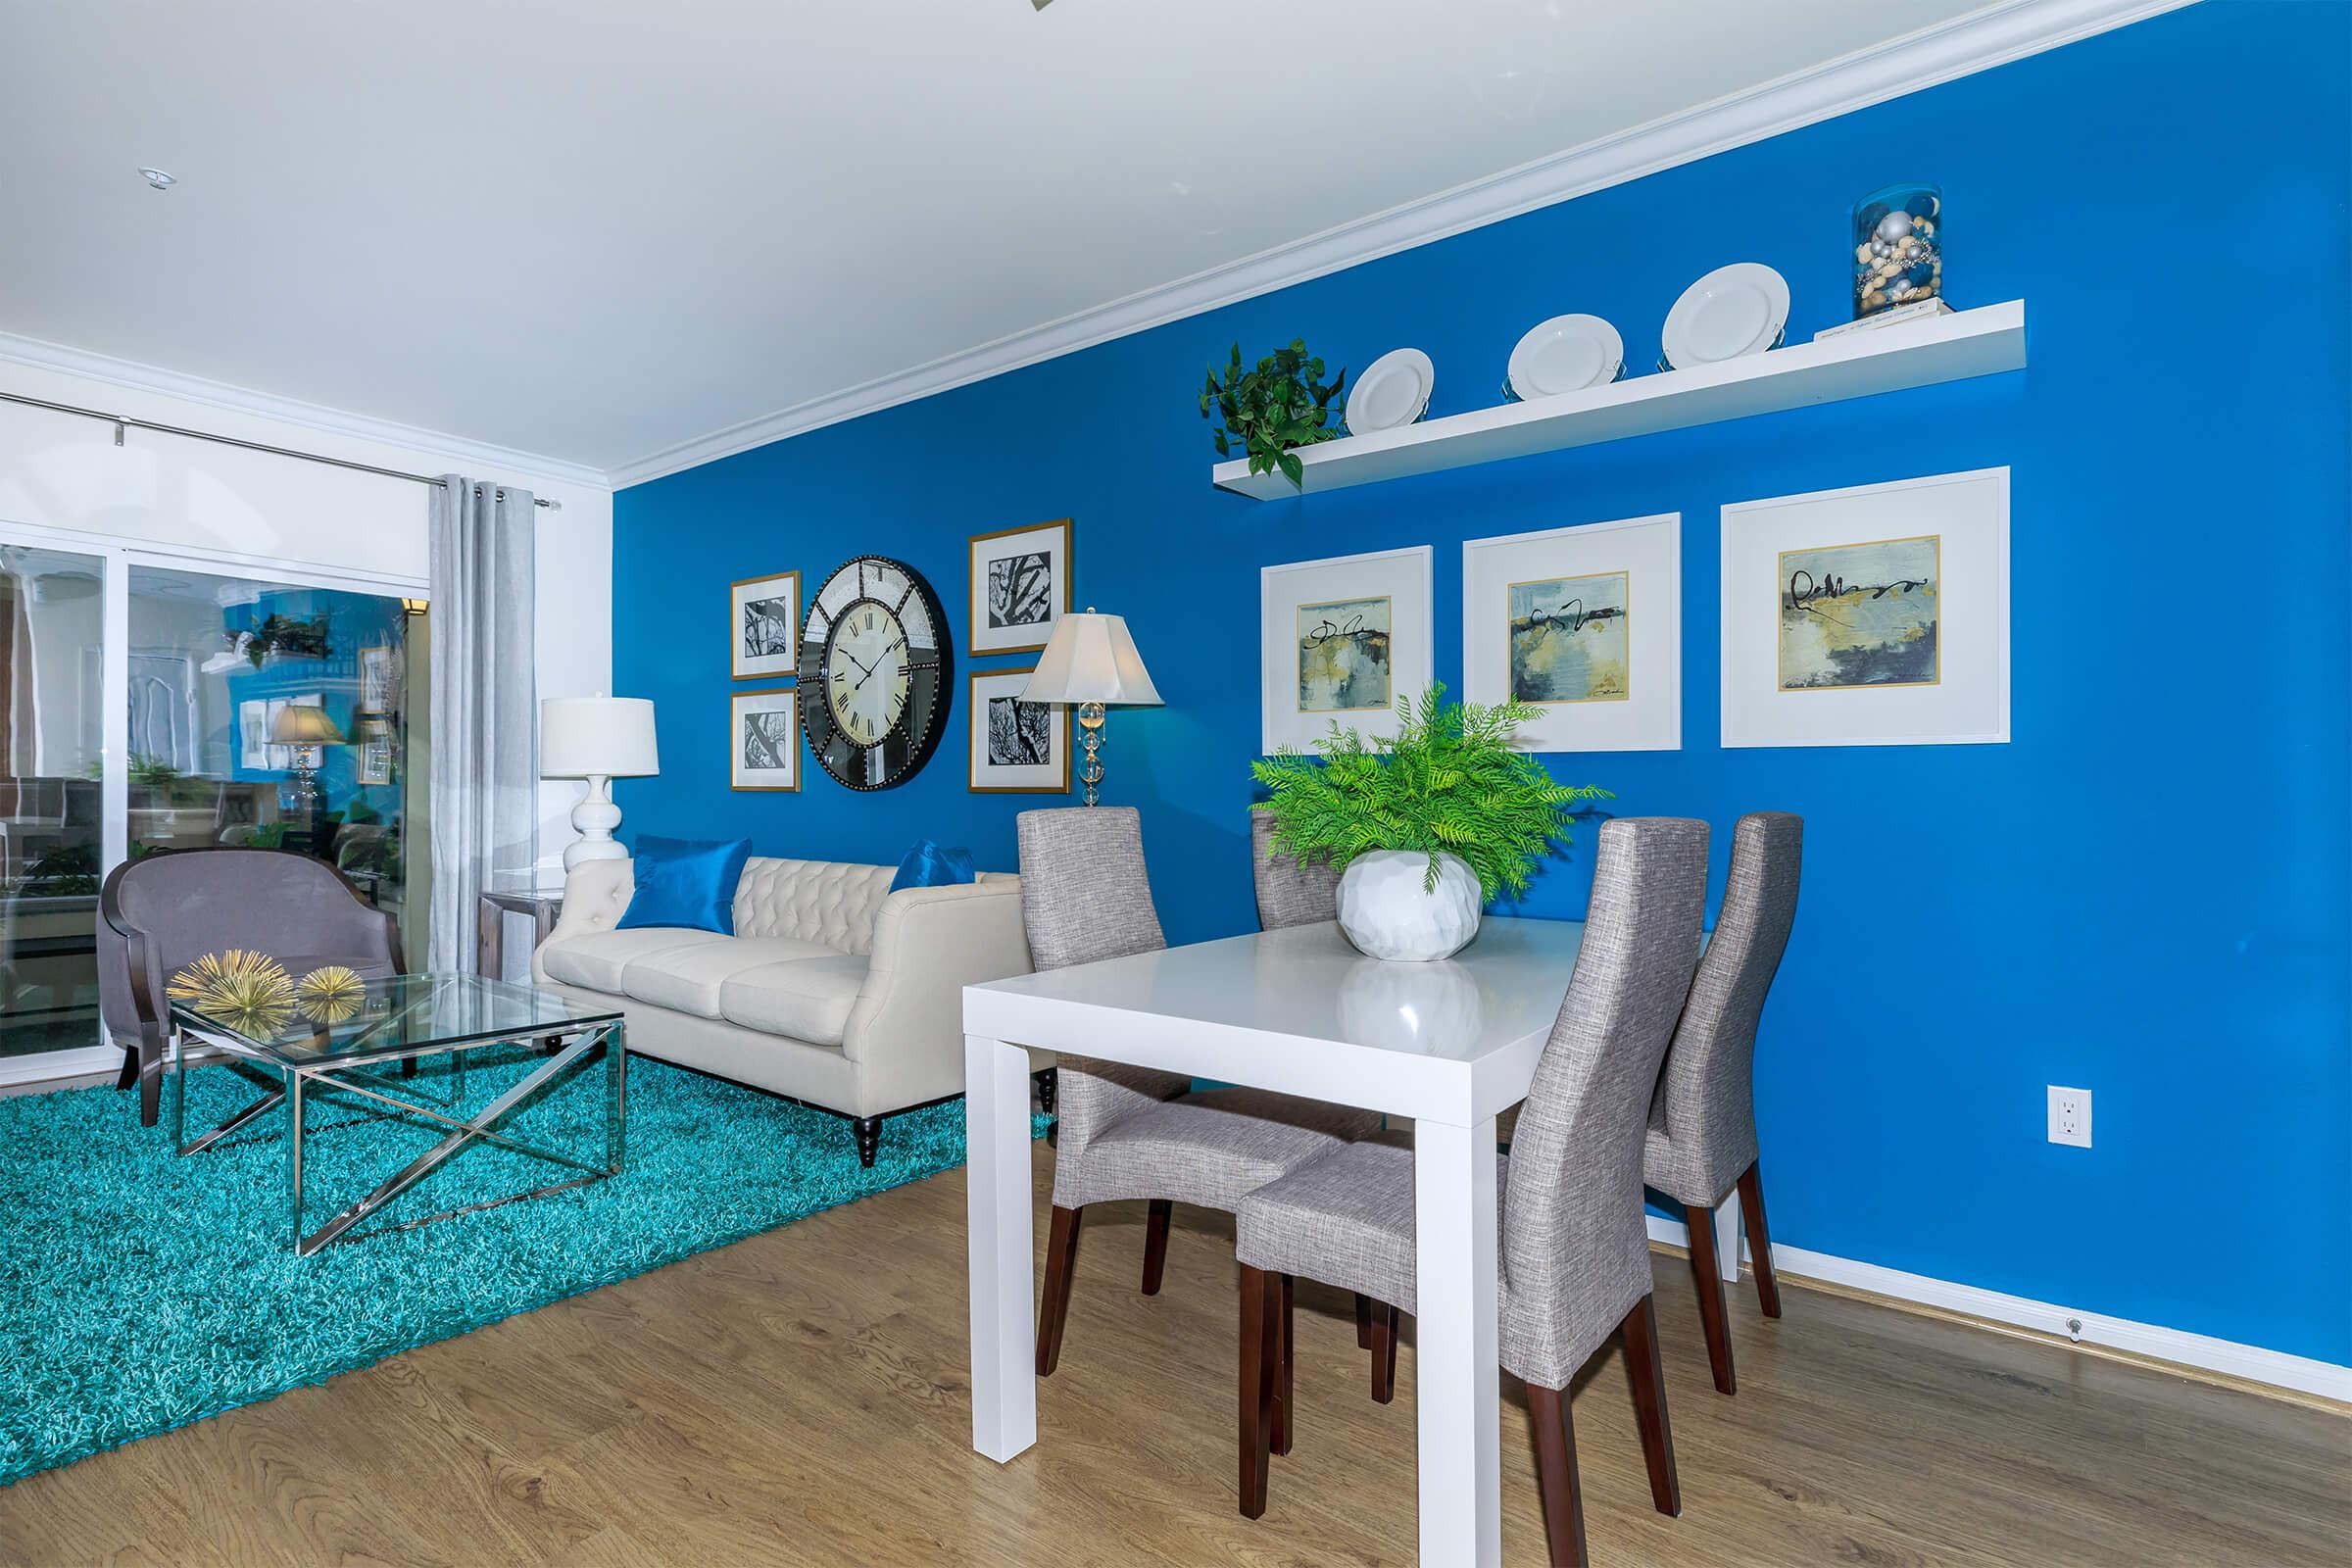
[358, 645, 396, 713]
[967, 518, 1072, 656]
[731, 688, 801, 791]
[966, 666, 1070, 794]
[731, 570, 800, 679]
[1462, 514, 1681, 753]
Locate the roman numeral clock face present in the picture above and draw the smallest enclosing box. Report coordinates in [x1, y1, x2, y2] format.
[797, 556, 952, 790]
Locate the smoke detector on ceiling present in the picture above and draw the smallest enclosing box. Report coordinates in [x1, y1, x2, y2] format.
[138, 168, 176, 191]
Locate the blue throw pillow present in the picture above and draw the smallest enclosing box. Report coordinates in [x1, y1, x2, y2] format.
[616, 835, 754, 934]
[889, 840, 975, 893]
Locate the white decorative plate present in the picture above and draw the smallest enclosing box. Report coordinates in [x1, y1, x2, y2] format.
[1347, 348, 1436, 436]
[1506, 315, 1624, 400]
[1660, 264, 1790, 369]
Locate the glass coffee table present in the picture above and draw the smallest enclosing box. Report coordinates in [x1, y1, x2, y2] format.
[168, 972, 626, 1256]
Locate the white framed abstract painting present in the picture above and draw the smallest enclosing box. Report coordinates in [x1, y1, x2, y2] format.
[1461, 513, 1681, 752]
[1259, 545, 1433, 753]
[1721, 466, 2009, 748]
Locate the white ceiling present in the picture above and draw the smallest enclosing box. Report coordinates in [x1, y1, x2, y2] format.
[2, 0, 2050, 478]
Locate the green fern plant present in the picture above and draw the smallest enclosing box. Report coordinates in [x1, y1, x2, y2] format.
[1250, 684, 1611, 901]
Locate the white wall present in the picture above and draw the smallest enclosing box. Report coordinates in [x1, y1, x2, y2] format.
[0, 352, 613, 879]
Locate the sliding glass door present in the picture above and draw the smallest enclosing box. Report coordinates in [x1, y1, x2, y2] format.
[125, 566, 428, 951]
[0, 545, 108, 1061]
[0, 525, 426, 1078]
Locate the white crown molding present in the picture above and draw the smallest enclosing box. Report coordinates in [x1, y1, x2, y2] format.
[0, 329, 610, 495]
[1643, 1214, 2351, 1405]
[610, 0, 2192, 488]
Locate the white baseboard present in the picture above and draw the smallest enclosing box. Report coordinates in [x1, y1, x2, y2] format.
[0, 1045, 122, 1089]
[1644, 1214, 2351, 1404]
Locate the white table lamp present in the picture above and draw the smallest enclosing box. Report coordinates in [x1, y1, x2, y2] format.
[1020, 610, 1160, 807]
[541, 696, 660, 870]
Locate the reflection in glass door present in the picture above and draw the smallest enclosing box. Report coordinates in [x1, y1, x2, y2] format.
[0, 546, 108, 1060]
[126, 567, 428, 963]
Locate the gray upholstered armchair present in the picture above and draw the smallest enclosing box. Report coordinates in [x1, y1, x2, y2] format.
[98, 847, 403, 1126]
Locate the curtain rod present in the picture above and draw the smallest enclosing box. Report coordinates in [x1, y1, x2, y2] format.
[0, 387, 564, 510]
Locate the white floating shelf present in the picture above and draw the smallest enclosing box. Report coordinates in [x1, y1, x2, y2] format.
[1212, 299, 2026, 501]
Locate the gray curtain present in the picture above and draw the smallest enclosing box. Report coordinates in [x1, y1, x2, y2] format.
[427, 476, 537, 972]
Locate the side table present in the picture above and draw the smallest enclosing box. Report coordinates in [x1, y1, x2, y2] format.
[478, 889, 564, 980]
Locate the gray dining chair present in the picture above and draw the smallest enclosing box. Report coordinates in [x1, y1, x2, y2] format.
[98, 845, 403, 1126]
[1018, 807, 1377, 1440]
[1644, 810, 1803, 1396]
[1250, 805, 1340, 931]
[1251, 803, 1394, 1353]
[1229, 817, 1710, 1567]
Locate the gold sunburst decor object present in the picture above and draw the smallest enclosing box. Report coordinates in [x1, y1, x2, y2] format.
[295, 964, 366, 1023]
[167, 949, 295, 1033]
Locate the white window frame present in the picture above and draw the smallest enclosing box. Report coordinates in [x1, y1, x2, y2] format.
[0, 516, 427, 1086]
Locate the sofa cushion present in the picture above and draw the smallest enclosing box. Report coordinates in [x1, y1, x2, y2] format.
[541, 928, 730, 995]
[617, 834, 754, 934]
[619, 937, 848, 1019]
[719, 955, 869, 1047]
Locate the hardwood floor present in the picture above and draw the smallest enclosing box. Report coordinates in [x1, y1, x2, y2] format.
[2, 1151, 2345, 1567]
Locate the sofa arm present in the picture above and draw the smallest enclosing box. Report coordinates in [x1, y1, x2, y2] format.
[841, 878, 1034, 1110]
[530, 858, 634, 984]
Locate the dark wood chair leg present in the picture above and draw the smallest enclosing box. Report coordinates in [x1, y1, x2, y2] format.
[1141, 1199, 1172, 1296]
[1526, 1383, 1589, 1568]
[116, 1045, 138, 1091]
[853, 1115, 881, 1168]
[1354, 1292, 1373, 1348]
[1037, 1204, 1085, 1376]
[137, 1035, 162, 1128]
[1238, 1262, 1276, 1519]
[1621, 1295, 1682, 1517]
[401, 1054, 419, 1078]
[1034, 1066, 1057, 1115]
[1370, 1302, 1397, 1404]
[1685, 1202, 1736, 1395]
[1738, 1161, 1782, 1319]
[1271, 1272, 1295, 1457]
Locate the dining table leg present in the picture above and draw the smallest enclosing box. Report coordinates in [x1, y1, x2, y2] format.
[1414, 1113, 1501, 1565]
[965, 1033, 1038, 1463]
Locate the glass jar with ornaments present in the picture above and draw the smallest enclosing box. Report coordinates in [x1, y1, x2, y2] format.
[1851, 182, 1942, 318]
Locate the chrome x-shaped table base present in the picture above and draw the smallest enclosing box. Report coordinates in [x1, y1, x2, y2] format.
[169, 1021, 626, 1256]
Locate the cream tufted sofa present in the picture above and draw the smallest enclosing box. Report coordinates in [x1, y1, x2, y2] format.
[532, 855, 1038, 1165]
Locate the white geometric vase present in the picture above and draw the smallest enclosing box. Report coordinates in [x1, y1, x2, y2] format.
[1337, 850, 1483, 962]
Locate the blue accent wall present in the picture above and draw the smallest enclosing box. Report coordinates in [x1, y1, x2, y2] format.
[616, 2, 2350, 1366]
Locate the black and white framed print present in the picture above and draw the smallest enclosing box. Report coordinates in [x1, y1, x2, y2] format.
[967, 518, 1072, 657]
[1462, 514, 1682, 753]
[731, 569, 801, 679]
[1721, 467, 2009, 747]
[967, 667, 1068, 793]
[731, 687, 801, 791]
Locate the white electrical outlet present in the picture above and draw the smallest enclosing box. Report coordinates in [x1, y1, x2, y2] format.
[2048, 1086, 2091, 1148]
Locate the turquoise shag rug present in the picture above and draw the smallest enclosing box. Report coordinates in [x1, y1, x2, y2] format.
[0, 1047, 1044, 1487]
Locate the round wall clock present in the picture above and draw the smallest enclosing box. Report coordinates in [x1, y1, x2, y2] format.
[797, 555, 953, 791]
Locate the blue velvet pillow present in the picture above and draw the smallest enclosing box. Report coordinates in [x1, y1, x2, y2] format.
[889, 840, 975, 893]
[616, 835, 754, 934]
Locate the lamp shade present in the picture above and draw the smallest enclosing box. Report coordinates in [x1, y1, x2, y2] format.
[1020, 612, 1161, 707]
[267, 704, 344, 746]
[541, 696, 659, 779]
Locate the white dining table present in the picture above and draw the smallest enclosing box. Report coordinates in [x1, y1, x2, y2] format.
[964, 913, 1651, 1567]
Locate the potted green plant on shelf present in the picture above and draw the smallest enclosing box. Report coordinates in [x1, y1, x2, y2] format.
[1251, 684, 1610, 960]
[1200, 339, 1348, 490]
